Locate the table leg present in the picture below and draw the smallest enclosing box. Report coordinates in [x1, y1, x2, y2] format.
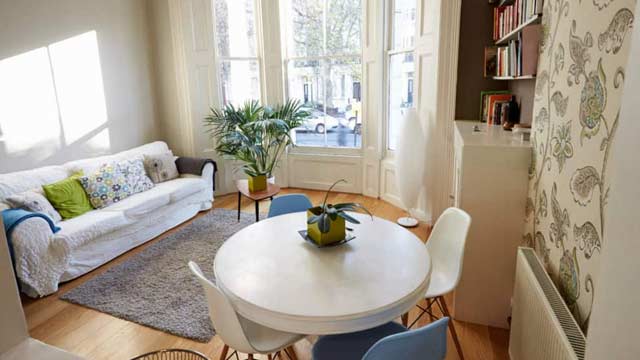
[255, 200, 259, 222]
[237, 192, 241, 222]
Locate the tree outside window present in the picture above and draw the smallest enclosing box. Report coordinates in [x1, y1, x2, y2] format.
[214, 0, 261, 106]
[283, 0, 363, 148]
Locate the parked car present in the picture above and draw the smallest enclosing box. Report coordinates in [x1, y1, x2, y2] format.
[296, 107, 340, 134]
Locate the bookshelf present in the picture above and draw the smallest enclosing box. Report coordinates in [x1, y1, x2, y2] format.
[495, 14, 541, 45]
[493, 75, 536, 80]
[482, 0, 543, 125]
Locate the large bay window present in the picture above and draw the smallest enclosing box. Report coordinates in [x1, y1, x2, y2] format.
[214, 0, 261, 105]
[281, 0, 363, 149]
[386, 0, 416, 151]
[211, 0, 365, 149]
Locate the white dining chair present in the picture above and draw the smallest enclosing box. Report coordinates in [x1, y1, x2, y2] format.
[188, 261, 304, 360]
[402, 207, 471, 360]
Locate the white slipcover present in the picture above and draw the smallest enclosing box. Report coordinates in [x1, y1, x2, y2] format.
[1, 141, 214, 297]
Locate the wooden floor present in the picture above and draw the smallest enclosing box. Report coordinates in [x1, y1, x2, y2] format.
[22, 189, 509, 360]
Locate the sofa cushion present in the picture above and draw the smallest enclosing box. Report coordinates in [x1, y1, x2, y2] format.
[103, 187, 171, 218]
[155, 178, 207, 203]
[79, 165, 132, 209]
[0, 166, 69, 201]
[53, 209, 131, 249]
[64, 141, 170, 175]
[43, 173, 93, 220]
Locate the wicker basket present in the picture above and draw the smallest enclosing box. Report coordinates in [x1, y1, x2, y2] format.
[130, 349, 210, 360]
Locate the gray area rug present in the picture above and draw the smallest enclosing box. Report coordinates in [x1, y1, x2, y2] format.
[61, 209, 259, 342]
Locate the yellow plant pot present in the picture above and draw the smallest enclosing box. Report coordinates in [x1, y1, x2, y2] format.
[307, 207, 346, 246]
[248, 175, 267, 192]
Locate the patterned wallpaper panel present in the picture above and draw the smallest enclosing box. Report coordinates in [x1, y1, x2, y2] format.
[524, 0, 636, 333]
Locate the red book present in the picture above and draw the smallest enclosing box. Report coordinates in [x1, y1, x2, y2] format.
[487, 94, 513, 124]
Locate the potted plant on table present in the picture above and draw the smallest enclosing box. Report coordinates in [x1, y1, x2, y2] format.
[307, 180, 373, 246]
[205, 99, 309, 192]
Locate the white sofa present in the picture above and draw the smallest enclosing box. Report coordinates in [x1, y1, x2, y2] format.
[0, 142, 215, 297]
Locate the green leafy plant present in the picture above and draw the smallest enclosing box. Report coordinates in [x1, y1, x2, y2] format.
[307, 179, 373, 233]
[204, 99, 309, 177]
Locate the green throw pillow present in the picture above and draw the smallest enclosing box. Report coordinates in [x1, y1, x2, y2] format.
[43, 172, 93, 220]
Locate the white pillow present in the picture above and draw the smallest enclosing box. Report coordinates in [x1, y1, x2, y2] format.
[143, 152, 179, 184]
[6, 190, 63, 223]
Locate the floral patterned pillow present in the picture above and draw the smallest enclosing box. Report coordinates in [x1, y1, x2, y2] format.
[105, 157, 154, 195]
[79, 165, 132, 209]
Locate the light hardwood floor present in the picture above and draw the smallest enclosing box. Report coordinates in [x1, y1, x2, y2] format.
[22, 189, 509, 360]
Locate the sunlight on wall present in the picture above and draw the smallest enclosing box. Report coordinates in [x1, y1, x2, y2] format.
[0, 30, 109, 161]
[0, 47, 61, 154]
[49, 31, 108, 147]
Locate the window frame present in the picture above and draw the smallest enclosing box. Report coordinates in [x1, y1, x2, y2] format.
[383, 0, 417, 155]
[211, 0, 265, 107]
[280, 0, 364, 154]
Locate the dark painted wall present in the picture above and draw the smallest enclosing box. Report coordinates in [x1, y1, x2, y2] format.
[455, 0, 508, 121]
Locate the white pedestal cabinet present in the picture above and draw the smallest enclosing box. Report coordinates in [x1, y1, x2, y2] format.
[451, 121, 531, 329]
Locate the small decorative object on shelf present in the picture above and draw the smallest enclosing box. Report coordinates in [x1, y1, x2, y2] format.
[306, 179, 372, 246]
[502, 95, 521, 130]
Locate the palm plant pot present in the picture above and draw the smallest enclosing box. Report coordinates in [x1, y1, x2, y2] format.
[248, 175, 267, 192]
[306, 206, 346, 246]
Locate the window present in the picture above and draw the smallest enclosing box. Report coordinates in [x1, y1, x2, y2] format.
[386, 0, 416, 151]
[281, 0, 363, 148]
[214, 0, 261, 105]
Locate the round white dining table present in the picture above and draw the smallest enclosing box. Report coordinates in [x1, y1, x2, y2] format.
[214, 212, 432, 335]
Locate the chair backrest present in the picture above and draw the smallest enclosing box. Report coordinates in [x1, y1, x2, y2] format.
[267, 194, 313, 218]
[426, 207, 472, 293]
[188, 261, 255, 353]
[362, 317, 449, 360]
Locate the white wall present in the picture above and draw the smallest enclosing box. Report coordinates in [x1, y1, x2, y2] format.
[585, 2, 640, 358]
[0, 0, 158, 173]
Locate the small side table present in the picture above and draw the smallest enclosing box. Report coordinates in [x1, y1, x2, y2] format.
[236, 179, 281, 222]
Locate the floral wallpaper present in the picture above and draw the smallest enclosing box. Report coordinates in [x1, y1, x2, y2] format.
[524, 0, 636, 333]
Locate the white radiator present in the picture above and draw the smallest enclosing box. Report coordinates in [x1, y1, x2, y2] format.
[509, 247, 586, 360]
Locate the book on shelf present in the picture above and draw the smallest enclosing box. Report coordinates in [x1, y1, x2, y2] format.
[484, 93, 513, 124]
[493, 0, 544, 41]
[484, 47, 498, 78]
[488, 23, 540, 78]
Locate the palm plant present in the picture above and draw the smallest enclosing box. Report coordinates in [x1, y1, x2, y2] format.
[204, 99, 309, 177]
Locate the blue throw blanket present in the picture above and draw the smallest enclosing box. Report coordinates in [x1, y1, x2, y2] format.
[2, 208, 61, 265]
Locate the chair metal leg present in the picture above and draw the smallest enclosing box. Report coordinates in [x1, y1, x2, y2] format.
[219, 345, 229, 360]
[237, 192, 241, 221]
[437, 296, 464, 360]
